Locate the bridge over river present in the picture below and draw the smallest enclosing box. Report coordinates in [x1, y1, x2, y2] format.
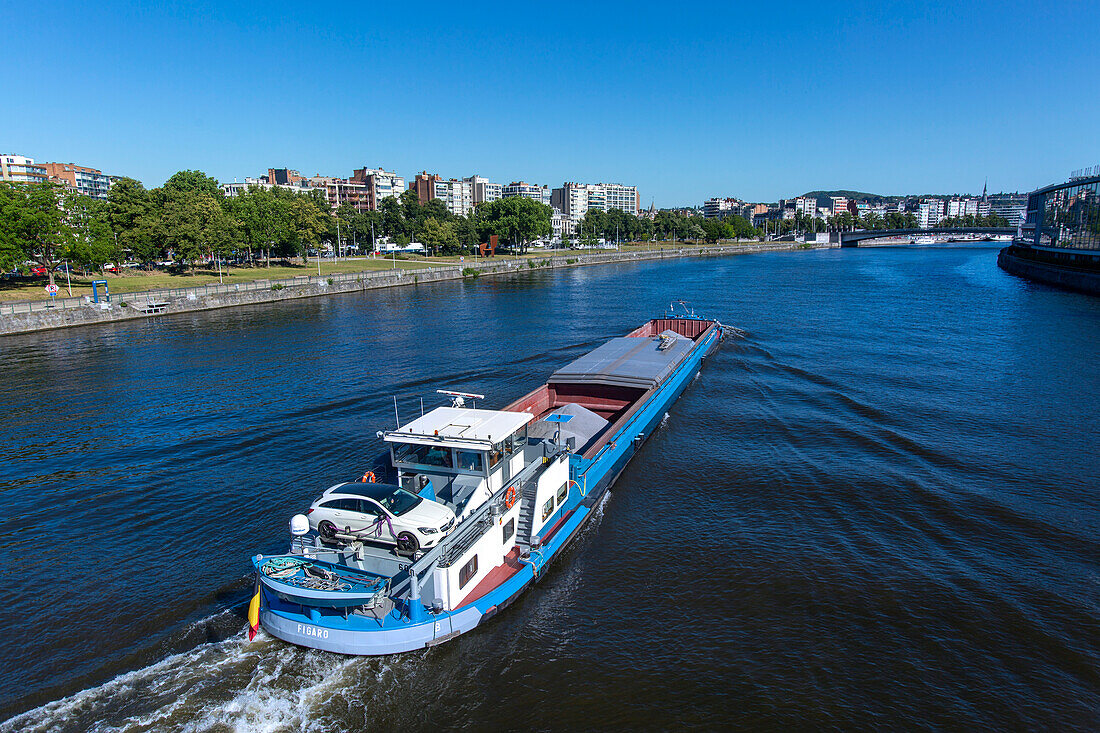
[837, 227, 1015, 247]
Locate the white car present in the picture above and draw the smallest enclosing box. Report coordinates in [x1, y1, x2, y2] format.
[307, 482, 456, 553]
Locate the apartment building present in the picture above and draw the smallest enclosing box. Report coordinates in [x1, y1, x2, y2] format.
[310, 176, 370, 211]
[795, 196, 817, 218]
[0, 154, 47, 184]
[830, 196, 848, 217]
[703, 197, 744, 219]
[465, 175, 502, 205]
[351, 167, 405, 210]
[268, 168, 308, 186]
[551, 182, 641, 235]
[409, 172, 473, 216]
[42, 162, 111, 200]
[502, 181, 551, 206]
[919, 199, 946, 229]
[946, 198, 979, 219]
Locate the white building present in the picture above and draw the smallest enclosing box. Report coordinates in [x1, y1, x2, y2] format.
[795, 196, 817, 218]
[830, 196, 848, 217]
[0, 154, 47, 184]
[946, 198, 979, 219]
[918, 199, 945, 229]
[221, 177, 272, 197]
[991, 198, 1027, 225]
[435, 178, 474, 217]
[551, 182, 640, 235]
[703, 197, 743, 219]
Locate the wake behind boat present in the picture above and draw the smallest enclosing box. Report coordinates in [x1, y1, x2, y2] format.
[249, 304, 725, 654]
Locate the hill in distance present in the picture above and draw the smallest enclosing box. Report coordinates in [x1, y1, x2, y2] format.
[800, 190, 895, 208]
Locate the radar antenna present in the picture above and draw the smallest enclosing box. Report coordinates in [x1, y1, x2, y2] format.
[436, 389, 485, 409]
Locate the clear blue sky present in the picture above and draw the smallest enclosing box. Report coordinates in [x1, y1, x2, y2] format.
[5, 1, 1098, 206]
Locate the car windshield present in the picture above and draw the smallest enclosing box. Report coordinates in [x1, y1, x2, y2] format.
[379, 489, 422, 516]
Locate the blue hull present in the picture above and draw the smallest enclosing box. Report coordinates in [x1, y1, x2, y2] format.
[258, 320, 723, 654]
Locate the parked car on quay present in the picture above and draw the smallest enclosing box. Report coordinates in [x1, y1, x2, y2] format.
[306, 482, 456, 553]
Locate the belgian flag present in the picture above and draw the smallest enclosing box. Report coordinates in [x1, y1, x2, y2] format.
[247, 580, 261, 641]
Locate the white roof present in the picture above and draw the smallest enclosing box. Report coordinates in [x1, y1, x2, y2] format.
[384, 407, 533, 448]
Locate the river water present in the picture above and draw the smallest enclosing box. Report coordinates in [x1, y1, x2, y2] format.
[1, 245, 1098, 731]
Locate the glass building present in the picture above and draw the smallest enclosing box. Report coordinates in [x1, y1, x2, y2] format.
[1018, 175, 1100, 251]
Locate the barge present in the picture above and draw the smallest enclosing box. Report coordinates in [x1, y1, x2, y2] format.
[249, 304, 724, 654]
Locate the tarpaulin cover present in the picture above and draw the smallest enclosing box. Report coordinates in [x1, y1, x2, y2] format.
[548, 332, 693, 390]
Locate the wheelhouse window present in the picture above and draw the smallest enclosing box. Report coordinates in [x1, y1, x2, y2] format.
[503, 427, 527, 456]
[502, 518, 515, 543]
[393, 442, 452, 469]
[556, 483, 568, 506]
[455, 450, 484, 473]
[459, 555, 479, 588]
[541, 496, 555, 522]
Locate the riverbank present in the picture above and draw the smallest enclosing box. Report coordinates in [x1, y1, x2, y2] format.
[0, 242, 831, 336]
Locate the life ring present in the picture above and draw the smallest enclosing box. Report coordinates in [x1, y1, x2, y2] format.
[361, 471, 376, 483]
[504, 485, 517, 509]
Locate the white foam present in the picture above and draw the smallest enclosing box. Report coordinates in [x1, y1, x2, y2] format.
[1, 620, 382, 733]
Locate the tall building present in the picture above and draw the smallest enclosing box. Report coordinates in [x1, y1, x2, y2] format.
[830, 197, 848, 217]
[918, 199, 946, 229]
[795, 196, 817, 218]
[437, 178, 474, 217]
[946, 198, 979, 219]
[465, 175, 502, 205]
[0, 154, 47, 184]
[42, 162, 111, 200]
[550, 182, 640, 235]
[502, 181, 551, 206]
[990, 196, 1027, 225]
[409, 172, 441, 206]
[409, 172, 473, 216]
[350, 167, 405, 210]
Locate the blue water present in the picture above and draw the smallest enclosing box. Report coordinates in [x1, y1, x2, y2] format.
[1, 245, 1098, 730]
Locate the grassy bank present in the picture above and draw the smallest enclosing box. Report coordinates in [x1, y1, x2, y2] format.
[0, 242, 734, 303]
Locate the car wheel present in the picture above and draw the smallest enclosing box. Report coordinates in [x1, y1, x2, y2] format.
[396, 531, 420, 555]
[318, 520, 338, 540]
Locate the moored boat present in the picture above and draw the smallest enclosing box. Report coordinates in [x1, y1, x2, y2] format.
[250, 303, 725, 654]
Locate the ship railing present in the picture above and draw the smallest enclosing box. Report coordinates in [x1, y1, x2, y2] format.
[411, 442, 563, 577]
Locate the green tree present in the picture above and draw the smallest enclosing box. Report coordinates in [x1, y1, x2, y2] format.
[474, 197, 552, 252]
[452, 216, 478, 250]
[231, 186, 288, 265]
[159, 189, 237, 269]
[68, 197, 118, 273]
[289, 196, 329, 261]
[163, 170, 222, 198]
[379, 196, 407, 240]
[106, 177, 158, 264]
[0, 183, 76, 285]
[400, 188, 422, 223]
[419, 217, 460, 256]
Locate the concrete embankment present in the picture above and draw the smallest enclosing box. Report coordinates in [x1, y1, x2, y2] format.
[998, 246, 1100, 296]
[0, 242, 831, 336]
